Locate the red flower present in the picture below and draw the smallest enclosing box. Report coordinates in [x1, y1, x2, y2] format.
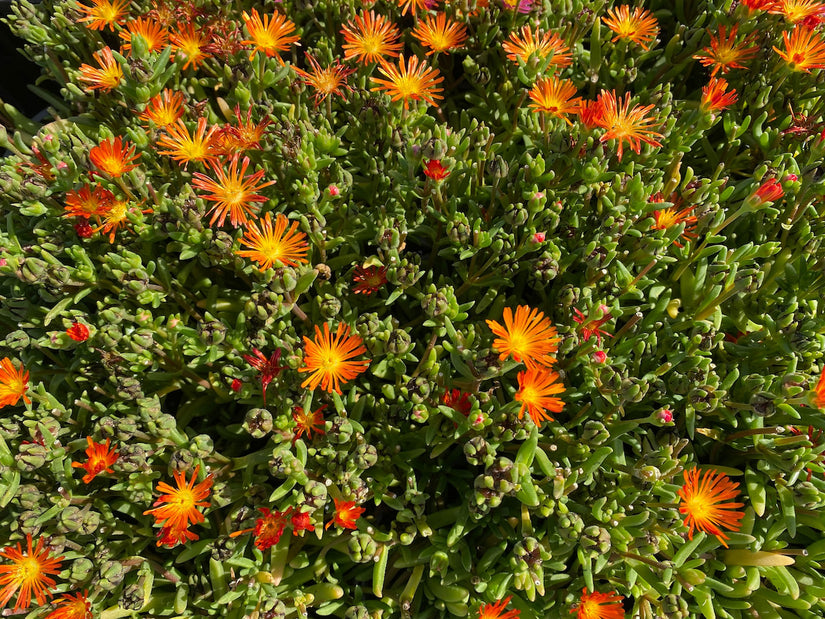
[74, 221, 94, 238]
[230, 378, 242, 392]
[572, 307, 613, 344]
[71, 436, 118, 483]
[66, 322, 90, 342]
[442, 389, 472, 416]
[243, 348, 285, 405]
[325, 498, 365, 530]
[291, 510, 315, 534]
[352, 265, 388, 295]
[423, 159, 449, 180]
[752, 178, 784, 204]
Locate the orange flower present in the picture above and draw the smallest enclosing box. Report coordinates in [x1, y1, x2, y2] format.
[0, 534, 64, 610]
[45, 591, 92, 619]
[502, 27, 572, 68]
[602, 5, 659, 50]
[66, 322, 90, 342]
[773, 26, 825, 72]
[170, 23, 211, 70]
[192, 155, 275, 228]
[64, 184, 115, 219]
[0, 357, 30, 409]
[89, 136, 139, 177]
[411, 13, 468, 55]
[293, 405, 326, 441]
[230, 507, 293, 550]
[75, 0, 129, 31]
[701, 77, 738, 112]
[139, 89, 185, 128]
[241, 9, 300, 63]
[292, 54, 356, 106]
[236, 212, 310, 271]
[515, 368, 565, 424]
[812, 366, 825, 407]
[528, 76, 582, 124]
[78, 47, 123, 92]
[593, 90, 663, 161]
[214, 106, 270, 155]
[650, 194, 698, 247]
[341, 11, 403, 65]
[352, 265, 388, 295]
[370, 55, 444, 109]
[299, 323, 370, 394]
[677, 468, 745, 547]
[325, 498, 365, 530]
[423, 159, 449, 180]
[770, 0, 825, 23]
[119, 17, 168, 54]
[478, 596, 520, 619]
[156, 118, 218, 168]
[397, 0, 434, 16]
[579, 99, 604, 128]
[71, 436, 118, 483]
[571, 588, 625, 619]
[692, 25, 758, 76]
[93, 198, 145, 244]
[485, 305, 560, 369]
[143, 466, 213, 547]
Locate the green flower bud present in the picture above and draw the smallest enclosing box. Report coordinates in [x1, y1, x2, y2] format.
[70, 557, 95, 581]
[99, 560, 127, 590]
[750, 391, 776, 417]
[484, 457, 516, 494]
[411, 403, 429, 423]
[5, 330, 30, 350]
[191, 434, 214, 458]
[328, 416, 353, 443]
[354, 443, 378, 470]
[661, 594, 690, 619]
[430, 550, 449, 574]
[464, 436, 494, 467]
[16, 484, 42, 510]
[60, 506, 100, 535]
[348, 533, 377, 563]
[581, 526, 611, 554]
[486, 155, 509, 179]
[387, 329, 411, 355]
[557, 511, 584, 542]
[117, 443, 148, 473]
[299, 479, 327, 509]
[244, 409, 273, 438]
[198, 320, 227, 346]
[211, 538, 235, 562]
[16, 442, 47, 471]
[581, 421, 610, 446]
[448, 214, 471, 245]
[318, 293, 342, 319]
[421, 290, 450, 318]
[345, 605, 371, 619]
[119, 580, 145, 611]
[170, 449, 195, 472]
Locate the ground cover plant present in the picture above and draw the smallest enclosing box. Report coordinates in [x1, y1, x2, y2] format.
[1, 0, 825, 617]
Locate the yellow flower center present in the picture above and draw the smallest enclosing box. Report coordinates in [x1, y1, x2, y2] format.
[428, 31, 451, 51]
[17, 556, 43, 582]
[105, 201, 128, 225]
[653, 207, 679, 228]
[172, 488, 197, 511]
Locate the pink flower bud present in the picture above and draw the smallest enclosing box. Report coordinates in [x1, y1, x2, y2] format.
[534, 191, 545, 199]
[783, 173, 798, 182]
[592, 350, 607, 364]
[231, 378, 242, 392]
[328, 184, 340, 196]
[753, 178, 784, 204]
[533, 232, 546, 243]
[57, 162, 68, 170]
[0, 258, 6, 267]
[43, 134, 53, 142]
[658, 409, 673, 423]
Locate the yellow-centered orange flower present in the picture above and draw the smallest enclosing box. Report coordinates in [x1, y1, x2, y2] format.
[75, 0, 128, 31]
[241, 9, 301, 63]
[411, 13, 468, 55]
[292, 54, 356, 106]
[235, 212, 310, 270]
[119, 17, 168, 54]
[78, 47, 123, 92]
[774, 26, 825, 72]
[701, 77, 738, 112]
[93, 198, 148, 244]
[157, 118, 219, 168]
[812, 366, 825, 408]
[477, 596, 520, 619]
[72, 436, 118, 483]
[89, 136, 139, 177]
[502, 26, 572, 68]
[593, 89, 663, 161]
[341, 11, 403, 65]
[0, 357, 30, 409]
[45, 591, 92, 619]
[325, 499, 365, 530]
[299, 323, 370, 394]
[528, 76, 582, 123]
[515, 368, 565, 424]
[293, 405, 326, 441]
[770, 0, 825, 23]
[650, 192, 698, 247]
[571, 588, 625, 619]
[63, 184, 114, 219]
[139, 89, 185, 128]
[143, 466, 213, 546]
[0, 534, 64, 610]
[602, 5, 659, 50]
[678, 468, 745, 547]
[370, 55, 444, 109]
[692, 25, 758, 75]
[170, 23, 211, 70]
[486, 305, 560, 369]
[192, 155, 275, 228]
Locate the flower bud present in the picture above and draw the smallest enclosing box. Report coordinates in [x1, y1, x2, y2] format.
[532, 232, 546, 243]
[99, 560, 127, 590]
[657, 408, 674, 423]
[328, 184, 340, 196]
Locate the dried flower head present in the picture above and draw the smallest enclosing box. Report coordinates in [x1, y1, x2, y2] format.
[0, 357, 30, 409]
[411, 13, 469, 55]
[486, 305, 560, 369]
[678, 468, 745, 547]
[502, 27, 572, 68]
[602, 5, 659, 50]
[341, 11, 403, 65]
[692, 25, 758, 76]
[325, 499, 365, 530]
[71, 437, 118, 483]
[241, 9, 301, 63]
[299, 323, 370, 394]
[75, 0, 129, 31]
[571, 588, 625, 619]
[242, 347, 286, 405]
[0, 534, 64, 610]
[370, 55, 444, 109]
[593, 90, 663, 161]
[78, 47, 123, 92]
[236, 212, 310, 270]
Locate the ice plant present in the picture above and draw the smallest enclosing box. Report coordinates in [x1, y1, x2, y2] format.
[291, 511, 315, 533]
[752, 178, 785, 204]
[501, 27, 572, 68]
[572, 307, 613, 343]
[157, 118, 218, 168]
[370, 55, 444, 109]
[214, 106, 270, 154]
[64, 184, 114, 219]
[677, 468, 745, 547]
[593, 90, 664, 161]
[139, 89, 185, 128]
[143, 466, 214, 547]
[571, 588, 625, 619]
[192, 155, 276, 228]
[528, 76, 582, 124]
[770, 0, 825, 23]
[411, 13, 469, 56]
[443, 388, 473, 416]
[89, 136, 139, 177]
[71, 436, 118, 483]
[340, 11, 403, 65]
[292, 54, 356, 106]
[773, 26, 825, 73]
[170, 23, 211, 70]
[0, 358, 30, 409]
[813, 366, 825, 408]
[241, 9, 300, 63]
[119, 17, 168, 54]
[701, 77, 738, 112]
[230, 507, 293, 550]
[352, 265, 388, 294]
[236, 212, 310, 270]
[93, 198, 145, 244]
[515, 368, 565, 424]
[397, 0, 434, 16]
[325, 499, 365, 530]
[299, 322, 370, 394]
[0, 534, 64, 610]
[650, 193, 699, 247]
[485, 305, 560, 369]
[602, 5, 659, 50]
[293, 405, 326, 441]
[45, 591, 92, 619]
[423, 159, 450, 180]
[242, 347, 285, 405]
[75, 0, 129, 31]
[78, 46, 123, 92]
[692, 25, 758, 76]
[66, 322, 90, 342]
[477, 596, 520, 618]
